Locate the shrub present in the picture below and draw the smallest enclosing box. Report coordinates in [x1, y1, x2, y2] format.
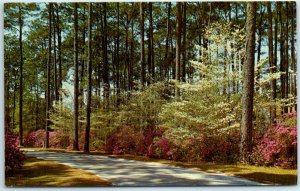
[105, 126, 165, 156]
[117, 82, 170, 131]
[252, 112, 297, 168]
[5, 134, 26, 174]
[24, 129, 45, 147]
[147, 137, 172, 160]
[50, 130, 71, 149]
[163, 129, 240, 163]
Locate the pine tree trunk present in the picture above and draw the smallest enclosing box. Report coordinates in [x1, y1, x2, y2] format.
[52, 5, 58, 101]
[84, 2, 92, 153]
[116, 2, 120, 105]
[241, 2, 256, 164]
[56, 5, 62, 101]
[140, 3, 145, 86]
[164, 2, 171, 79]
[274, 4, 278, 113]
[45, 3, 52, 148]
[268, 2, 276, 122]
[284, 2, 289, 113]
[175, 2, 182, 97]
[130, 9, 134, 90]
[182, 2, 187, 82]
[279, 2, 286, 114]
[73, 3, 79, 151]
[102, 3, 109, 111]
[291, 3, 296, 110]
[255, 6, 264, 92]
[18, 6, 24, 146]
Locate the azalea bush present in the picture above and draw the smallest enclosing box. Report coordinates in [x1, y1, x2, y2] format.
[252, 112, 297, 168]
[24, 129, 45, 147]
[5, 134, 26, 174]
[105, 126, 165, 155]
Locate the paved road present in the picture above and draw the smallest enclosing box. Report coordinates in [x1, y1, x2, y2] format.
[25, 150, 262, 186]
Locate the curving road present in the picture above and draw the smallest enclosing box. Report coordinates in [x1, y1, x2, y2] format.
[25, 150, 262, 186]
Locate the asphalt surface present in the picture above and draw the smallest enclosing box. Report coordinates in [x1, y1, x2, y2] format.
[25, 150, 263, 186]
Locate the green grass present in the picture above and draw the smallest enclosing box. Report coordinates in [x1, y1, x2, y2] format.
[106, 154, 297, 185]
[6, 156, 112, 187]
[22, 147, 297, 185]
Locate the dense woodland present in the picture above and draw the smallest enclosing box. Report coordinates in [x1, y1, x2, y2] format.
[4, 2, 297, 167]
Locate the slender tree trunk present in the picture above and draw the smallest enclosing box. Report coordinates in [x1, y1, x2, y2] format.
[12, 72, 17, 130]
[256, 6, 264, 92]
[35, 68, 39, 130]
[149, 2, 154, 81]
[5, 57, 10, 132]
[241, 2, 256, 164]
[223, 46, 227, 95]
[279, 2, 286, 114]
[116, 3, 120, 105]
[130, 9, 134, 90]
[18, 6, 24, 146]
[84, 2, 92, 153]
[268, 2, 276, 122]
[291, 3, 296, 110]
[284, 2, 289, 113]
[274, 4, 278, 110]
[73, 3, 79, 151]
[182, 2, 187, 82]
[175, 2, 182, 97]
[102, 3, 109, 111]
[164, 2, 171, 79]
[53, 5, 58, 101]
[125, 14, 129, 90]
[45, 3, 52, 148]
[140, 3, 145, 86]
[80, 6, 86, 98]
[56, 5, 62, 101]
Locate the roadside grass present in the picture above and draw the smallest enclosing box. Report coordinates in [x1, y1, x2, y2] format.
[22, 147, 297, 185]
[101, 153, 297, 185]
[5, 156, 112, 187]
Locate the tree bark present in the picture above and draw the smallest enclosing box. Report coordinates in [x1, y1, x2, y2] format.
[140, 3, 145, 86]
[45, 3, 52, 148]
[182, 2, 187, 82]
[116, 2, 120, 105]
[84, 2, 92, 153]
[241, 2, 256, 164]
[73, 3, 79, 151]
[291, 2, 296, 110]
[102, 3, 109, 111]
[164, 2, 171, 79]
[56, 4, 62, 101]
[175, 2, 182, 97]
[268, 2, 276, 122]
[52, 5, 58, 101]
[284, 2, 289, 113]
[279, 2, 288, 114]
[274, 3, 278, 103]
[130, 7, 134, 90]
[18, 6, 24, 146]
[148, 2, 154, 82]
[255, 5, 264, 92]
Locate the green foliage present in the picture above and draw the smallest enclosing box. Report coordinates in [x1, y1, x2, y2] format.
[117, 82, 170, 131]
